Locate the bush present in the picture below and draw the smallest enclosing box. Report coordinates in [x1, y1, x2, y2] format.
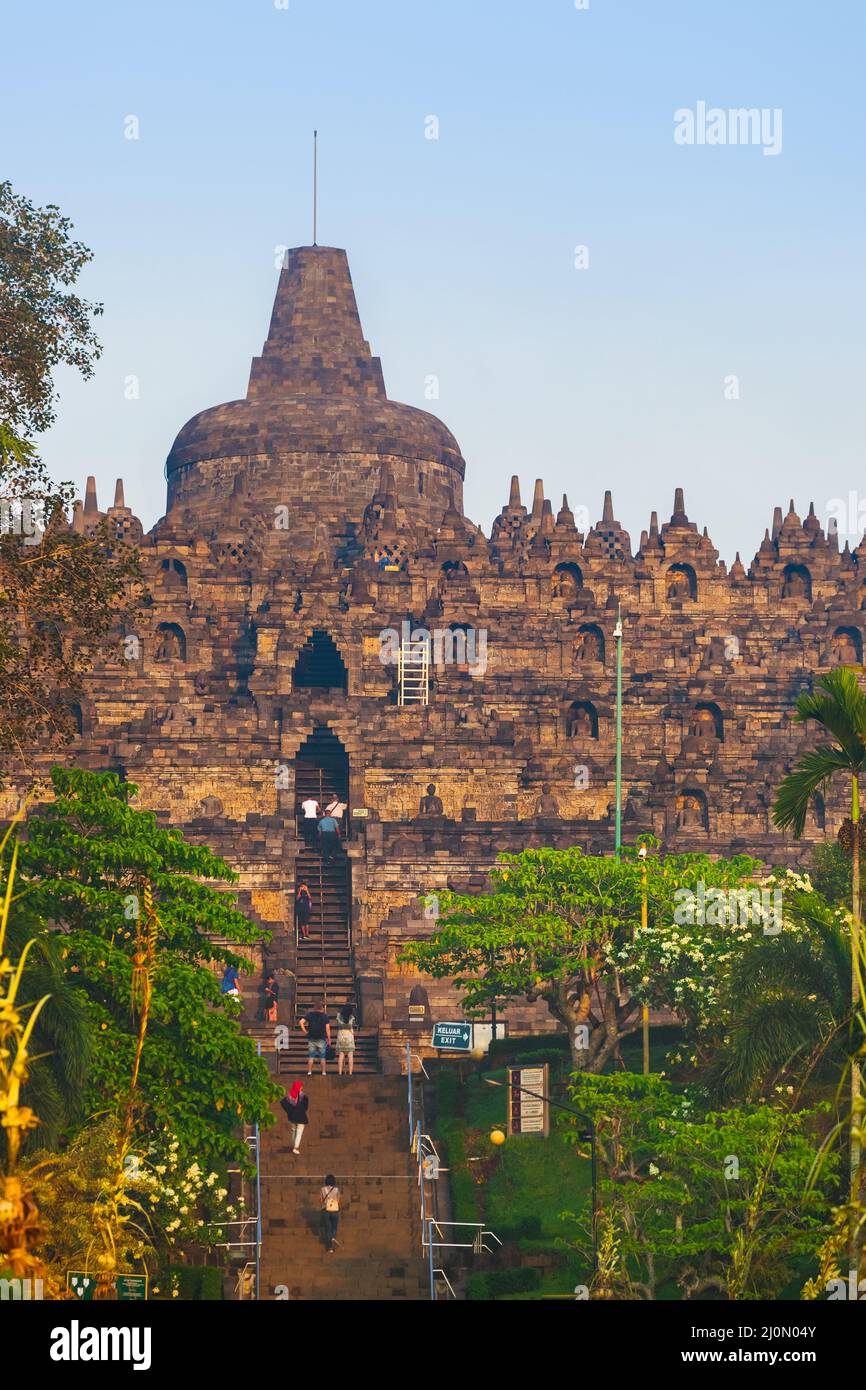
[199, 1266, 223, 1301]
[166, 1265, 223, 1301]
[487, 1268, 542, 1296]
[467, 1272, 490, 1300]
[438, 1122, 481, 1223]
[487, 1034, 568, 1068]
[496, 1214, 543, 1241]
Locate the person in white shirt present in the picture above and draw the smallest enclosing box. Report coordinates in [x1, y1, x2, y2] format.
[325, 796, 347, 822]
[300, 796, 321, 846]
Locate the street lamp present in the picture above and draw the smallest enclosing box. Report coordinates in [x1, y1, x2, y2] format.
[614, 606, 623, 861]
[484, 1076, 598, 1275]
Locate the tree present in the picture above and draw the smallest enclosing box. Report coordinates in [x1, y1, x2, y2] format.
[14, 768, 279, 1174]
[703, 883, 852, 1101]
[2, 898, 91, 1150]
[562, 1073, 837, 1300]
[31, 1115, 239, 1285]
[401, 847, 760, 1072]
[0, 182, 142, 762]
[0, 180, 102, 435]
[773, 666, 866, 1270]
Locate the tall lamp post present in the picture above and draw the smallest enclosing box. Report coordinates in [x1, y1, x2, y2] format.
[484, 1077, 598, 1276]
[638, 843, 650, 1076]
[614, 606, 623, 861]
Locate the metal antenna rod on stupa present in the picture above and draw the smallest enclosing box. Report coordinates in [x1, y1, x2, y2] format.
[614, 603, 624, 860]
[313, 129, 318, 245]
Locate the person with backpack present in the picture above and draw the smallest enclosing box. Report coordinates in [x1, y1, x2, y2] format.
[335, 1003, 356, 1077]
[296, 882, 313, 941]
[279, 1081, 309, 1155]
[320, 1174, 341, 1253]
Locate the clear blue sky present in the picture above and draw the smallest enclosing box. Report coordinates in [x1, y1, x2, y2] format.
[4, 0, 864, 561]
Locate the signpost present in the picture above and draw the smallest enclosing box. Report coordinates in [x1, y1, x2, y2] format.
[431, 1021, 473, 1052]
[507, 1064, 550, 1137]
[67, 1272, 148, 1301]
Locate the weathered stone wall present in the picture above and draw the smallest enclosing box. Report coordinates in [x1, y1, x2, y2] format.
[22, 243, 865, 1049]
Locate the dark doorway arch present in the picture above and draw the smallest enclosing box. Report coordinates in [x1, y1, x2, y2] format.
[292, 630, 348, 691]
[295, 726, 350, 815]
[832, 626, 863, 664]
[155, 622, 186, 662]
[782, 564, 812, 601]
[160, 557, 188, 589]
[576, 623, 604, 663]
[565, 700, 599, 739]
[552, 562, 583, 600]
[675, 788, 708, 832]
[690, 702, 724, 742]
[667, 563, 697, 601]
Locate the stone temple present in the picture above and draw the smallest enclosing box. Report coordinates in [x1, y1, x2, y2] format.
[42, 244, 866, 1066]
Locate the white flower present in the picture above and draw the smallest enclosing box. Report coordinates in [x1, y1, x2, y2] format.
[648, 1163, 659, 1176]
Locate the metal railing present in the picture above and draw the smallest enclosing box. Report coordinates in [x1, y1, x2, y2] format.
[213, 1059, 264, 1298]
[406, 1043, 501, 1299]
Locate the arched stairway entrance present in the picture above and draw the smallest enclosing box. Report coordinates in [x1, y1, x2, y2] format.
[282, 727, 378, 1074]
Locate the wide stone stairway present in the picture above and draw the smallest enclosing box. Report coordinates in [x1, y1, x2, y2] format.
[259, 1075, 427, 1300]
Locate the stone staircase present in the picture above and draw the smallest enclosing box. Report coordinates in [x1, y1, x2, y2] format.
[259, 1075, 426, 1300]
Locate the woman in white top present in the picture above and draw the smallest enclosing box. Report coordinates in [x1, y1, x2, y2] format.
[335, 1004, 356, 1076]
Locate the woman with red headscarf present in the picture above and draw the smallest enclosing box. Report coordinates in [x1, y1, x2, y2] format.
[279, 1080, 309, 1155]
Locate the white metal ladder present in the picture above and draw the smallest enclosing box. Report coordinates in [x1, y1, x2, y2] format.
[398, 636, 430, 706]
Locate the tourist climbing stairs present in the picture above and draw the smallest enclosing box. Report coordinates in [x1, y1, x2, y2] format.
[277, 757, 379, 1075]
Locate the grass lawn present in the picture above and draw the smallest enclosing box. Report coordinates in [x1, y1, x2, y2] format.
[433, 1028, 689, 1299]
[434, 1060, 593, 1298]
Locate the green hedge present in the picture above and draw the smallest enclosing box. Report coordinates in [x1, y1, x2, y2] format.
[494, 1214, 543, 1241]
[487, 1035, 569, 1066]
[439, 1122, 481, 1224]
[467, 1267, 542, 1300]
[165, 1265, 223, 1300]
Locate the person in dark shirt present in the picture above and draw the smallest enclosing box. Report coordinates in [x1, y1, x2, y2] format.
[261, 973, 279, 1023]
[299, 1004, 332, 1076]
[279, 1081, 309, 1154]
[296, 882, 313, 941]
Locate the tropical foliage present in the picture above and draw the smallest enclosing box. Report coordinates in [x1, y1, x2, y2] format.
[13, 767, 279, 1174]
[402, 846, 765, 1071]
[562, 1073, 838, 1301]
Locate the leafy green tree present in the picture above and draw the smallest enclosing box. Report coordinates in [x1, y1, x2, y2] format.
[31, 1115, 240, 1283]
[15, 768, 279, 1173]
[401, 847, 760, 1072]
[773, 666, 866, 1269]
[1, 896, 91, 1150]
[811, 838, 854, 910]
[0, 182, 143, 762]
[562, 1073, 837, 1300]
[0, 180, 102, 435]
[704, 883, 852, 1101]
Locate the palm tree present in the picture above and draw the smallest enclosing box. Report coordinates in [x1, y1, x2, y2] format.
[4, 907, 91, 1150]
[706, 896, 850, 1100]
[774, 665, 866, 1271]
